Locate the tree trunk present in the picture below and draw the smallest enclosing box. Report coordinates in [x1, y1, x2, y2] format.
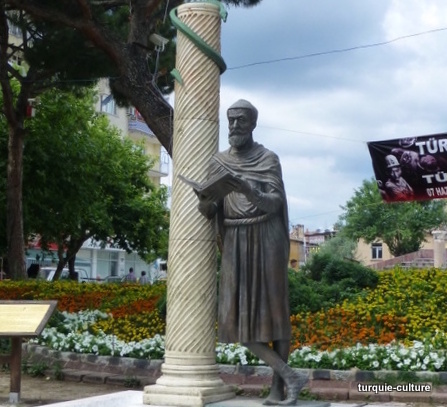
[67, 255, 77, 281]
[6, 125, 26, 280]
[53, 236, 87, 281]
[109, 45, 173, 155]
[54, 242, 67, 280]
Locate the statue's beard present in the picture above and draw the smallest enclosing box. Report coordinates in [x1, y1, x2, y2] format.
[229, 134, 250, 148]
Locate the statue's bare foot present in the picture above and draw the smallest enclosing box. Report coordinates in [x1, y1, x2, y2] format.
[278, 371, 308, 406]
[263, 374, 284, 405]
[263, 389, 282, 406]
[263, 397, 279, 406]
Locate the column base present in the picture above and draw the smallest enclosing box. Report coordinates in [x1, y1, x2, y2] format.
[143, 383, 235, 407]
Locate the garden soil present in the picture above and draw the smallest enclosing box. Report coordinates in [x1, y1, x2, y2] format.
[0, 373, 124, 406]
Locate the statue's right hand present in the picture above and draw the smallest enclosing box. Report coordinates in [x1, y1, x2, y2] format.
[232, 175, 252, 195]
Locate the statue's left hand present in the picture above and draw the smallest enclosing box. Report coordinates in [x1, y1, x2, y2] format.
[232, 175, 252, 195]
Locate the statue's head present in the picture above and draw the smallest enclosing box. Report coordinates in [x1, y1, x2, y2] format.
[228, 99, 258, 123]
[227, 99, 257, 148]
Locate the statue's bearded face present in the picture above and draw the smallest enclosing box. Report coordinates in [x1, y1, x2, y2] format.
[228, 108, 255, 148]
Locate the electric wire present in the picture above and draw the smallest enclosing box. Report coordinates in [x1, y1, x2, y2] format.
[228, 27, 447, 71]
[258, 125, 364, 143]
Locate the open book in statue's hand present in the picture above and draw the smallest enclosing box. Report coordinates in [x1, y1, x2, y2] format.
[178, 165, 240, 202]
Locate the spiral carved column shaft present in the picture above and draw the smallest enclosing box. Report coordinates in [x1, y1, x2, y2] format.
[144, 3, 234, 406]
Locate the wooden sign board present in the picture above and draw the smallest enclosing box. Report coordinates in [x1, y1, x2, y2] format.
[0, 300, 57, 337]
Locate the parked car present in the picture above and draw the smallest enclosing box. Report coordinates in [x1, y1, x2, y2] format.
[38, 267, 92, 283]
[102, 275, 125, 284]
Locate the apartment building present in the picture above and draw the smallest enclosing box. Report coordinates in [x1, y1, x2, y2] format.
[289, 225, 337, 268]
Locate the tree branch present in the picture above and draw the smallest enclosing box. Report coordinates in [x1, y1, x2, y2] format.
[76, 0, 93, 20]
[90, 0, 128, 7]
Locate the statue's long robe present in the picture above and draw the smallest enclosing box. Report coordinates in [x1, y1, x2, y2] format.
[210, 142, 291, 344]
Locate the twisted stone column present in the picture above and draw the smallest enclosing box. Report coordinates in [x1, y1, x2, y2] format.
[144, 2, 234, 406]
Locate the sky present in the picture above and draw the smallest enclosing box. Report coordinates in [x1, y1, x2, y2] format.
[164, 0, 447, 232]
[207, 0, 447, 232]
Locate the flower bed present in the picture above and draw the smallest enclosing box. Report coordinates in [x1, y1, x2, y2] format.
[0, 280, 166, 341]
[31, 309, 447, 371]
[290, 267, 447, 351]
[2, 267, 447, 370]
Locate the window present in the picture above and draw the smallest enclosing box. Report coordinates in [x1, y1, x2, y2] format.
[371, 243, 383, 260]
[100, 94, 116, 115]
[96, 250, 119, 278]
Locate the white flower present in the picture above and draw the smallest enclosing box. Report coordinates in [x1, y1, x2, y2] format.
[413, 341, 423, 349]
[390, 353, 400, 362]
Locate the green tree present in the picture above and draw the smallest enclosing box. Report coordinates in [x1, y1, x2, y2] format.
[289, 252, 378, 314]
[22, 88, 169, 279]
[340, 178, 447, 257]
[317, 229, 357, 261]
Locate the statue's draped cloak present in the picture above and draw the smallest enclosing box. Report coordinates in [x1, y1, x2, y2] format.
[209, 142, 291, 343]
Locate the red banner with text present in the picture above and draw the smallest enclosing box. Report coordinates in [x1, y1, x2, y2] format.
[367, 133, 447, 203]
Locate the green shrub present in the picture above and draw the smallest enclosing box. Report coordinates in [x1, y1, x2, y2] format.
[322, 257, 378, 287]
[22, 360, 48, 377]
[288, 253, 378, 314]
[302, 251, 378, 287]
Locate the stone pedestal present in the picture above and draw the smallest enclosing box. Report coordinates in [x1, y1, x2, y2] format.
[143, 3, 234, 406]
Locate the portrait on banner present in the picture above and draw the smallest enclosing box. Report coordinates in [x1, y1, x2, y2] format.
[368, 133, 447, 202]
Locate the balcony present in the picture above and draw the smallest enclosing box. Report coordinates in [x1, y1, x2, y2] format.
[150, 149, 169, 177]
[127, 116, 169, 178]
[128, 117, 156, 138]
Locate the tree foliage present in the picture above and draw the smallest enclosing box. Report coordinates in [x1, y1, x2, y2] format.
[340, 178, 447, 257]
[316, 229, 357, 261]
[2, 87, 169, 278]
